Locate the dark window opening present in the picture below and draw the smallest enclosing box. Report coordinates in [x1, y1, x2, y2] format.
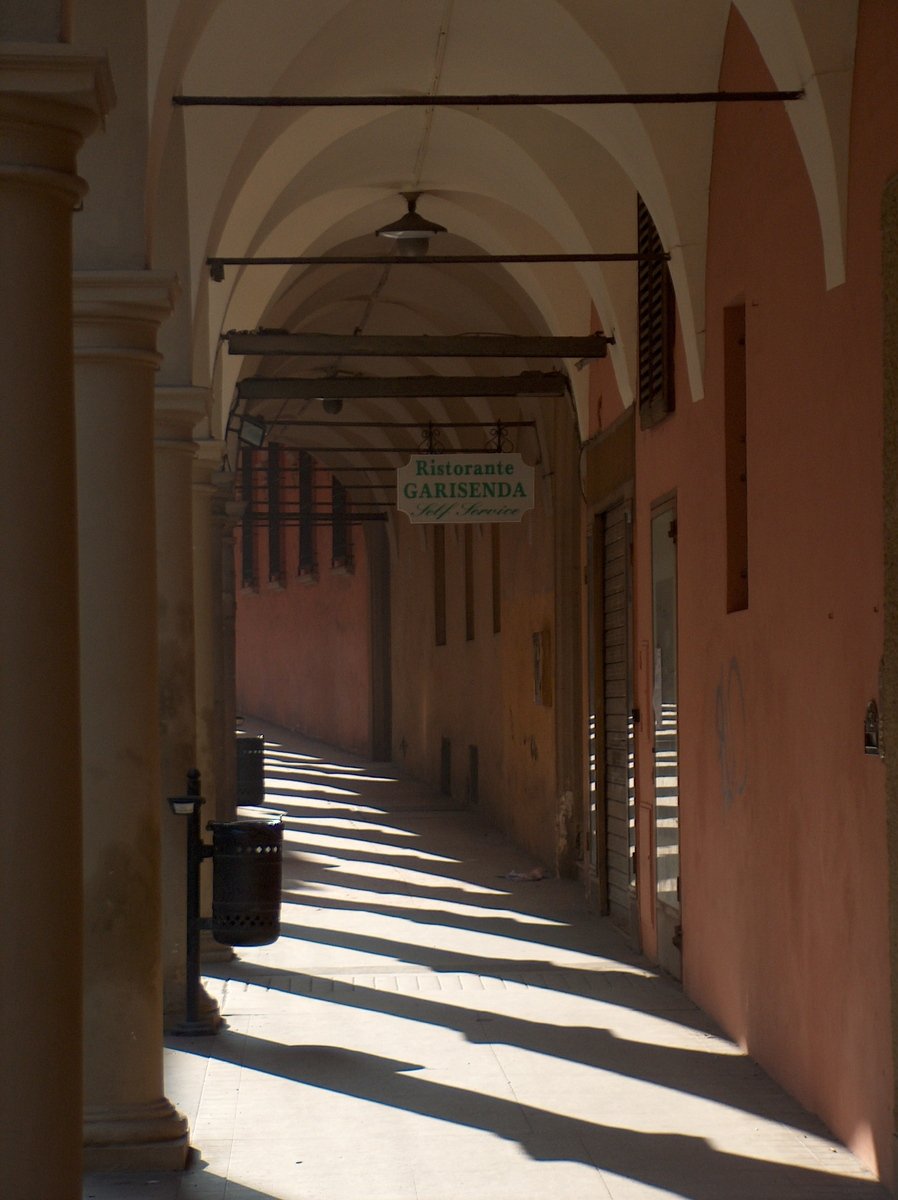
[434, 525, 447, 646]
[240, 448, 257, 590]
[331, 477, 352, 569]
[267, 443, 285, 585]
[298, 451, 317, 577]
[464, 525, 475, 641]
[491, 525, 501, 634]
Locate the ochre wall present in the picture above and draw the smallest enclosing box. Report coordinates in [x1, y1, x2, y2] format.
[390, 466, 560, 871]
[631, 6, 895, 1177]
[235, 457, 372, 756]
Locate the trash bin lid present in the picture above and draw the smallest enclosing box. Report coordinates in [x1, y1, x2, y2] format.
[235, 806, 285, 823]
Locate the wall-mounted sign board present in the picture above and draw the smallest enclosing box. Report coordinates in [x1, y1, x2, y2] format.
[397, 454, 535, 524]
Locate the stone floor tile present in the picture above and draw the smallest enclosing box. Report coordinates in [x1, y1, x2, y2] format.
[84, 722, 889, 1199]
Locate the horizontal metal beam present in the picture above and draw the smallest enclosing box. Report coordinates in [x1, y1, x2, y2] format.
[253, 419, 535, 430]
[237, 372, 567, 400]
[176, 90, 803, 108]
[250, 445, 515, 455]
[227, 332, 610, 359]
[322, 465, 395, 472]
[208, 251, 666, 278]
[243, 510, 387, 522]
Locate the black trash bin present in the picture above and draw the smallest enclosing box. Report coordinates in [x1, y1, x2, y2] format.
[236, 733, 265, 806]
[209, 812, 284, 946]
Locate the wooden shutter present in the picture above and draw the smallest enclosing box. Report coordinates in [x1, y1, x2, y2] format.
[637, 196, 675, 428]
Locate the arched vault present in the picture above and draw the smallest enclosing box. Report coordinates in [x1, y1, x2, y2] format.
[144, 0, 857, 444]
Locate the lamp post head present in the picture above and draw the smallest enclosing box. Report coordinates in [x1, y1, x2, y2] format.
[168, 795, 203, 816]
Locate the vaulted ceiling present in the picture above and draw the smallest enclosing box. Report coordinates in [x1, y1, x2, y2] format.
[118, 0, 857, 476]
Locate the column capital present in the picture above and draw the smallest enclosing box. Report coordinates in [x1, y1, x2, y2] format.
[0, 47, 115, 209]
[0, 45, 115, 120]
[155, 386, 209, 443]
[74, 271, 179, 327]
[0, 44, 115, 145]
[74, 272, 179, 371]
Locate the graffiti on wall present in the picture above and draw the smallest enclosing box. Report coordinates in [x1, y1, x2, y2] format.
[716, 657, 748, 807]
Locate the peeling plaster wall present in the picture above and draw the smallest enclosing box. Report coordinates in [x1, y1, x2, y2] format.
[632, 6, 894, 1179]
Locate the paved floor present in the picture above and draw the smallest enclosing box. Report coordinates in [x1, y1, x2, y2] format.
[84, 722, 889, 1199]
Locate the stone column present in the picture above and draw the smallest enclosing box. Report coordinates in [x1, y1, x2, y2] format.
[193, 440, 224, 818]
[0, 48, 111, 1200]
[156, 388, 220, 1021]
[193, 440, 234, 962]
[218, 480, 244, 823]
[75, 272, 189, 1170]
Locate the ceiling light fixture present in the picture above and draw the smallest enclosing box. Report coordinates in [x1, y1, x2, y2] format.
[376, 193, 446, 258]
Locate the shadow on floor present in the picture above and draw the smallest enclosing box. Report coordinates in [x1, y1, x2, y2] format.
[173, 1029, 888, 1200]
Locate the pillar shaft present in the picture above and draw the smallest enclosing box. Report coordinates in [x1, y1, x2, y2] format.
[193, 441, 235, 963]
[193, 442, 224, 818]
[0, 49, 111, 1200]
[75, 272, 189, 1169]
[220, 490, 243, 821]
[156, 388, 218, 1017]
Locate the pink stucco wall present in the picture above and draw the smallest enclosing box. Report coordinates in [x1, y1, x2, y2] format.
[235, 460, 372, 756]
[631, 5, 895, 1177]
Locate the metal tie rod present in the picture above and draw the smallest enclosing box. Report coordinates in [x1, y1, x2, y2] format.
[175, 90, 803, 108]
[237, 372, 568, 400]
[226, 332, 611, 359]
[260, 420, 535, 430]
[208, 251, 667, 277]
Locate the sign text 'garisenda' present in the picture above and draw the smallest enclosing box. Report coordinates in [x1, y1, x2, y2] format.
[397, 454, 536, 524]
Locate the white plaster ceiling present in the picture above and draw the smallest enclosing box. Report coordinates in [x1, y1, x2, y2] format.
[140, 0, 856, 463]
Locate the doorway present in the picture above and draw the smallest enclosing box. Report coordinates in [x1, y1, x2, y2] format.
[589, 500, 637, 937]
[651, 500, 681, 978]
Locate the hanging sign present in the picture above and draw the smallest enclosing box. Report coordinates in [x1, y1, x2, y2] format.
[397, 453, 536, 524]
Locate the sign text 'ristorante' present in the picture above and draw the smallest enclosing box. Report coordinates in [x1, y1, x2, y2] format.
[397, 454, 536, 524]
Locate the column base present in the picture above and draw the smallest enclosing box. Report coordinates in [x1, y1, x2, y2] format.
[83, 1098, 189, 1172]
[201, 929, 236, 964]
[164, 979, 222, 1033]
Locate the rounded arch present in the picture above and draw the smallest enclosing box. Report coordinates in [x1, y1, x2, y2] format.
[735, 0, 858, 289]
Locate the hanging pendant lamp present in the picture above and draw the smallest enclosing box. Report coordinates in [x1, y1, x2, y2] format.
[376, 193, 446, 257]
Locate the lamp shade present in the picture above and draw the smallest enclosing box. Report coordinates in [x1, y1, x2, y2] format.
[376, 196, 446, 256]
